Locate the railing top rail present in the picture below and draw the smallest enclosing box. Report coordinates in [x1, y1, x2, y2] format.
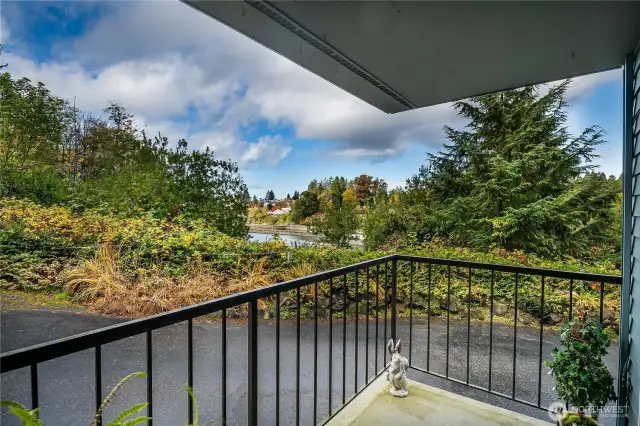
[0, 255, 395, 373]
[396, 254, 622, 284]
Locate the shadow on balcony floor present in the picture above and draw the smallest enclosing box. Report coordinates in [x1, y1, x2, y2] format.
[328, 376, 550, 426]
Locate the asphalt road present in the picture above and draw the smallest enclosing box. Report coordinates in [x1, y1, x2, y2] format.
[0, 310, 621, 426]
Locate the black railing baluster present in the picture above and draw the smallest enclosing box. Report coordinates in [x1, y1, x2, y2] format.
[342, 274, 347, 405]
[365, 267, 370, 383]
[222, 308, 227, 426]
[248, 300, 258, 426]
[354, 268, 359, 393]
[409, 262, 414, 365]
[391, 258, 397, 343]
[599, 281, 605, 324]
[466, 267, 471, 384]
[95, 345, 102, 426]
[488, 270, 494, 392]
[384, 263, 388, 367]
[30, 364, 38, 410]
[537, 276, 545, 407]
[512, 273, 519, 400]
[446, 265, 451, 378]
[146, 330, 153, 426]
[296, 287, 301, 426]
[427, 263, 431, 372]
[569, 278, 573, 321]
[328, 278, 333, 416]
[375, 264, 379, 373]
[188, 318, 194, 424]
[314, 280, 318, 425]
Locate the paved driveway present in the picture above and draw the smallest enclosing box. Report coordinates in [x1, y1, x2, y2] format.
[1, 311, 620, 425]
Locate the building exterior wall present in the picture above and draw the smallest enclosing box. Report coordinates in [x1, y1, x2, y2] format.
[626, 47, 639, 426]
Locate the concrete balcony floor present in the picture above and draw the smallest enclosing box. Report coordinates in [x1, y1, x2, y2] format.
[328, 375, 550, 426]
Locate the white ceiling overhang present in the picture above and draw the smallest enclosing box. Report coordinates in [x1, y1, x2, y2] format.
[183, 1, 640, 113]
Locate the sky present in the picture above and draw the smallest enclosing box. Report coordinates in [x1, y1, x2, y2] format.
[0, 0, 625, 198]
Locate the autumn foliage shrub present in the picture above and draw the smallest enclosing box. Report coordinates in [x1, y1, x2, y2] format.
[0, 198, 620, 328]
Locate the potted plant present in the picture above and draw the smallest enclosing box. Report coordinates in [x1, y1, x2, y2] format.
[546, 312, 617, 425]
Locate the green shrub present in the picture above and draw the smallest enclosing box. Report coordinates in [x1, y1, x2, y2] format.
[0, 198, 620, 328]
[0, 165, 69, 206]
[546, 316, 616, 420]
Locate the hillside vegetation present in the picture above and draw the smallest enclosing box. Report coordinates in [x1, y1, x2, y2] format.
[0, 72, 621, 331]
[0, 198, 619, 332]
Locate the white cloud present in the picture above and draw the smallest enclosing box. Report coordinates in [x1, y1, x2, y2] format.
[2, 0, 457, 164]
[241, 135, 291, 166]
[139, 118, 189, 145]
[6, 53, 230, 122]
[564, 69, 621, 101]
[189, 131, 239, 161]
[1, 16, 10, 43]
[2, 0, 621, 168]
[188, 131, 291, 167]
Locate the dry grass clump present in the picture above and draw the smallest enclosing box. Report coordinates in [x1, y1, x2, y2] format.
[283, 262, 317, 280]
[283, 262, 318, 297]
[64, 244, 129, 305]
[63, 245, 276, 317]
[226, 257, 270, 312]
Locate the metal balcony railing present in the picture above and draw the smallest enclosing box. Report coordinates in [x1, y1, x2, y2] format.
[0, 254, 622, 425]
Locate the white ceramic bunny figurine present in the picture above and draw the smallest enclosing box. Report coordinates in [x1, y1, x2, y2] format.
[386, 338, 409, 397]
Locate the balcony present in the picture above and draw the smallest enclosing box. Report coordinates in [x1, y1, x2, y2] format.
[0, 255, 622, 425]
[328, 376, 548, 425]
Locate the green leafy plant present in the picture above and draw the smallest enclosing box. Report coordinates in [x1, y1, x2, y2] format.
[546, 313, 616, 424]
[556, 411, 600, 426]
[1, 374, 215, 426]
[187, 385, 198, 426]
[91, 372, 150, 426]
[0, 401, 42, 426]
[105, 403, 149, 426]
[187, 385, 210, 426]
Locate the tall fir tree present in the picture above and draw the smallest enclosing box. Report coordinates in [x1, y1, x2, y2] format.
[408, 80, 619, 258]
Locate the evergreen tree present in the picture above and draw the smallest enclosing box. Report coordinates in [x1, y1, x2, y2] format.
[291, 191, 319, 222]
[307, 179, 321, 194]
[330, 177, 347, 208]
[292, 190, 300, 200]
[312, 187, 359, 247]
[408, 80, 618, 257]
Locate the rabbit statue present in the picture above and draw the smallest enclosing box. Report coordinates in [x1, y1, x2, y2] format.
[386, 338, 409, 397]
